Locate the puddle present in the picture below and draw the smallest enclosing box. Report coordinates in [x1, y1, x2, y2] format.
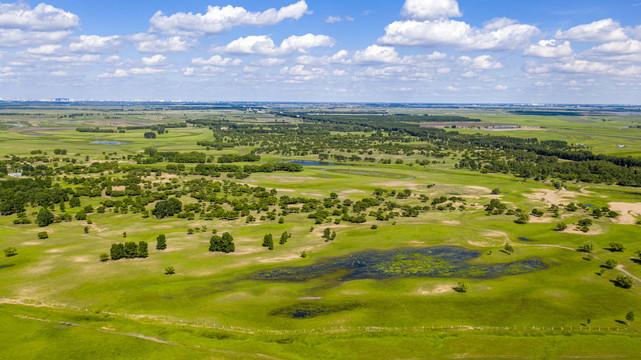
[90, 141, 130, 145]
[253, 246, 547, 282]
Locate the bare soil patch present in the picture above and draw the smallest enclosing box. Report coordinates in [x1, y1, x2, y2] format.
[608, 202, 641, 225]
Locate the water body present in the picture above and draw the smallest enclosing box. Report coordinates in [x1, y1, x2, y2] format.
[253, 246, 547, 282]
[519, 237, 534, 242]
[0, 264, 14, 270]
[28, 133, 45, 136]
[286, 160, 338, 166]
[90, 141, 130, 145]
[484, 127, 520, 130]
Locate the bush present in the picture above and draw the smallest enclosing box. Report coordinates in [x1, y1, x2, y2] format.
[156, 234, 167, 250]
[609, 242, 626, 252]
[4, 247, 18, 257]
[454, 282, 469, 293]
[616, 275, 635, 289]
[371, 225, 378, 229]
[37, 231, 48, 239]
[605, 259, 618, 269]
[579, 240, 596, 253]
[99, 253, 109, 262]
[555, 222, 567, 231]
[165, 266, 175, 275]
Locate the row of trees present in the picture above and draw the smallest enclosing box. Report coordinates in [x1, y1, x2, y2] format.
[107, 241, 148, 260]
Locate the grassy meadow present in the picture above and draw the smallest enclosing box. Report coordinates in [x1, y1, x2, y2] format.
[1, 107, 641, 359]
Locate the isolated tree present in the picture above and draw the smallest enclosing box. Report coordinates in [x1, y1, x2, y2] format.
[156, 234, 167, 250]
[99, 253, 109, 262]
[165, 266, 175, 275]
[36, 208, 54, 227]
[616, 275, 635, 289]
[279, 231, 289, 245]
[605, 259, 619, 269]
[556, 222, 567, 231]
[4, 247, 18, 257]
[137, 241, 149, 258]
[579, 240, 596, 253]
[454, 282, 470, 293]
[37, 231, 48, 239]
[84, 226, 89, 234]
[300, 250, 307, 258]
[144, 132, 157, 139]
[626, 311, 636, 325]
[75, 209, 87, 221]
[515, 212, 530, 224]
[609, 242, 626, 252]
[262, 234, 274, 250]
[504, 243, 514, 255]
[330, 230, 336, 241]
[323, 228, 331, 240]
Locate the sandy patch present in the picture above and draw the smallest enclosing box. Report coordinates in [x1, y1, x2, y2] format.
[528, 216, 554, 224]
[111, 186, 126, 191]
[524, 188, 581, 205]
[466, 186, 491, 194]
[560, 225, 604, 236]
[45, 248, 63, 253]
[339, 189, 367, 195]
[276, 188, 295, 192]
[301, 192, 323, 197]
[21, 241, 40, 246]
[258, 254, 301, 263]
[73, 256, 90, 263]
[608, 202, 641, 225]
[417, 283, 455, 295]
[467, 241, 495, 247]
[371, 181, 423, 190]
[299, 297, 322, 300]
[442, 220, 460, 226]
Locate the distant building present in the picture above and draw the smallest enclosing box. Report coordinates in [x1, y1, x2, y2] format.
[8, 172, 22, 177]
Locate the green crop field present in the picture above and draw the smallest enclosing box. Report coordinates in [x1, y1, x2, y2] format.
[1, 104, 641, 359]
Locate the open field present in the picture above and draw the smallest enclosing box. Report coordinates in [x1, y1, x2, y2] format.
[1, 104, 641, 358]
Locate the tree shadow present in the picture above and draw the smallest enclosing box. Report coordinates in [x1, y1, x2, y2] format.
[582, 257, 592, 261]
[631, 258, 641, 265]
[615, 320, 628, 325]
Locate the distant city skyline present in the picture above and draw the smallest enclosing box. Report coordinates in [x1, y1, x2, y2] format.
[1, 0, 641, 103]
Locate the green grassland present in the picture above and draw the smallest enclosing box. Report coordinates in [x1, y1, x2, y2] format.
[1, 107, 641, 358]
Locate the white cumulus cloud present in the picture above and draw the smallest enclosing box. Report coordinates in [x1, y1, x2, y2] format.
[401, 0, 461, 20]
[0, 2, 79, 31]
[555, 19, 628, 42]
[27, 44, 62, 55]
[220, 34, 334, 56]
[524, 39, 573, 58]
[379, 17, 539, 50]
[354, 45, 400, 64]
[150, 1, 309, 35]
[69, 35, 122, 54]
[142, 54, 168, 66]
[191, 55, 241, 66]
[135, 35, 196, 53]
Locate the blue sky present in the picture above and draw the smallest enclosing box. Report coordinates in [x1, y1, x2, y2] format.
[1, 0, 641, 103]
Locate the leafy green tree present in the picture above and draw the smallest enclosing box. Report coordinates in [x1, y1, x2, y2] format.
[75, 209, 87, 221]
[300, 250, 307, 258]
[99, 253, 109, 262]
[262, 234, 274, 250]
[124, 241, 138, 258]
[37, 231, 48, 239]
[626, 311, 636, 325]
[609, 242, 626, 252]
[454, 282, 469, 293]
[4, 247, 18, 257]
[515, 212, 530, 224]
[605, 259, 618, 269]
[36, 208, 54, 227]
[330, 230, 336, 241]
[137, 241, 149, 258]
[152, 198, 183, 218]
[323, 228, 331, 240]
[165, 266, 175, 275]
[504, 243, 514, 255]
[616, 275, 635, 289]
[556, 222, 567, 231]
[221, 232, 235, 253]
[110, 243, 124, 260]
[84, 226, 89, 234]
[144, 132, 157, 139]
[209, 235, 222, 252]
[156, 234, 167, 250]
[279, 231, 289, 245]
[579, 240, 597, 253]
[69, 197, 81, 208]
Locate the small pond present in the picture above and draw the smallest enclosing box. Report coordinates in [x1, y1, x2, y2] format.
[0, 264, 14, 270]
[253, 246, 547, 282]
[90, 141, 130, 145]
[286, 160, 338, 166]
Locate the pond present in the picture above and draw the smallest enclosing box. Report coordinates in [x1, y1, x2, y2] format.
[253, 246, 547, 282]
[0, 264, 14, 270]
[286, 160, 338, 166]
[90, 141, 130, 145]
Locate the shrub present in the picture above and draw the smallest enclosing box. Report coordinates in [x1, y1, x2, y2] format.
[165, 266, 175, 275]
[4, 247, 18, 257]
[99, 253, 109, 262]
[454, 282, 470, 293]
[616, 275, 635, 289]
[37, 231, 48, 239]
